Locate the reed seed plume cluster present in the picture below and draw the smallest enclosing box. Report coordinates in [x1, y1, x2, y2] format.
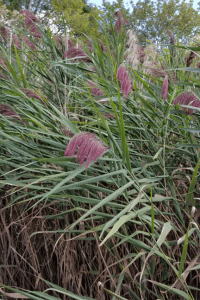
[173, 91, 200, 114]
[0, 103, 25, 125]
[63, 47, 92, 62]
[20, 9, 41, 38]
[124, 30, 141, 69]
[116, 64, 132, 99]
[64, 132, 109, 169]
[87, 81, 104, 97]
[161, 75, 168, 100]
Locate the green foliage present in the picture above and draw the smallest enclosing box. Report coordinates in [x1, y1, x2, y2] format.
[130, 0, 200, 45]
[52, 0, 102, 41]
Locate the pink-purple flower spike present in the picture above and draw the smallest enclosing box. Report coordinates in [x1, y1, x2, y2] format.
[0, 103, 25, 126]
[63, 47, 92, 62]
[20, 88, 47, 106]
[161, 75, 168, 100]
[87, 81, 104, 97]
[22, 36, 36, 50]
[116, 64, 132, 99]
[20, 9, 41, 38]
[173, 92, 200, 114]
[64, 132, 109, 169]
[114, 11, 123, 34]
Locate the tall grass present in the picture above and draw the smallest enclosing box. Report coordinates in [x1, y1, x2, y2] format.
[0, 12, 200, 300]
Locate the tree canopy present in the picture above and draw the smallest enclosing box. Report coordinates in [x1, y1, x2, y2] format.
[1, 0, 200, 45]
[129, 0, 200, 45]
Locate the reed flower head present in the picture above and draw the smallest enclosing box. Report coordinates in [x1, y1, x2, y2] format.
[87, 81, 104, 97]
[0, 26, 9, 41]
[64, 132, 109, 169]
[0, 103, 25, 126]
[114, 10, 123, 34]
[125, 30, 140, 69]
[173, 91, 200, 114]
[13, 34, 21, 49]
[20, 88, 47, 106]
[20, 9, 41, 38]
[116, 64, 132, 99]
[29, 24, 42, 38]
[186, 51, 196, 67]
[63, 47, 92, 62]
[161, 75, 168, 100]
[22, 36, 36, 50]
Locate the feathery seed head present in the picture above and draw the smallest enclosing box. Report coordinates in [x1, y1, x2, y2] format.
[22, 36, 35, 50]
[64, 132, 109, 169]
[114, 10, 123, 34]
[1, 26, 9, 41]
[63, 47, 92, 62]
[13, 34, 21, 49]
[186, 51, 197, 67]
[20, 88, 47, 106]
[0, 103, 25, 126]
[20, 9, 41, 38]
[87, 81, 104, 97]
[161, 75, 168, 100]
[125, 30, 140, 69]
[173, 92, 200, 114]
[116, 64, 132, 99]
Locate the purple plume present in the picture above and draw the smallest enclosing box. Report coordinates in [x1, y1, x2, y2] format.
[20, 10, 39, 24]
[20, 9, 41, 38]
[173, 92, 200, 114]
[150, 66, 176, 83]
[22, 36, 36, 50]
[0, 103, 25, 126]
[161, 75, 168, 100]
[13, 34, 21, 49]
[20, 88, 47, 106]
[186, 51, 197, 67]
[29, 24, 42, 38]
[87, 81, 104, 97]
[116, 64, 132, 99]
[1, 26, 9, 41]
[63, 47, 92, 62]
[64, 132, 109, 169]
[114, 11, 123, 34]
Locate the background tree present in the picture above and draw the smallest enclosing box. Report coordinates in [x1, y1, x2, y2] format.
[52, 0, 102, 41]
[2, 0, 53, 14]
[129, 0, 200, 45]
